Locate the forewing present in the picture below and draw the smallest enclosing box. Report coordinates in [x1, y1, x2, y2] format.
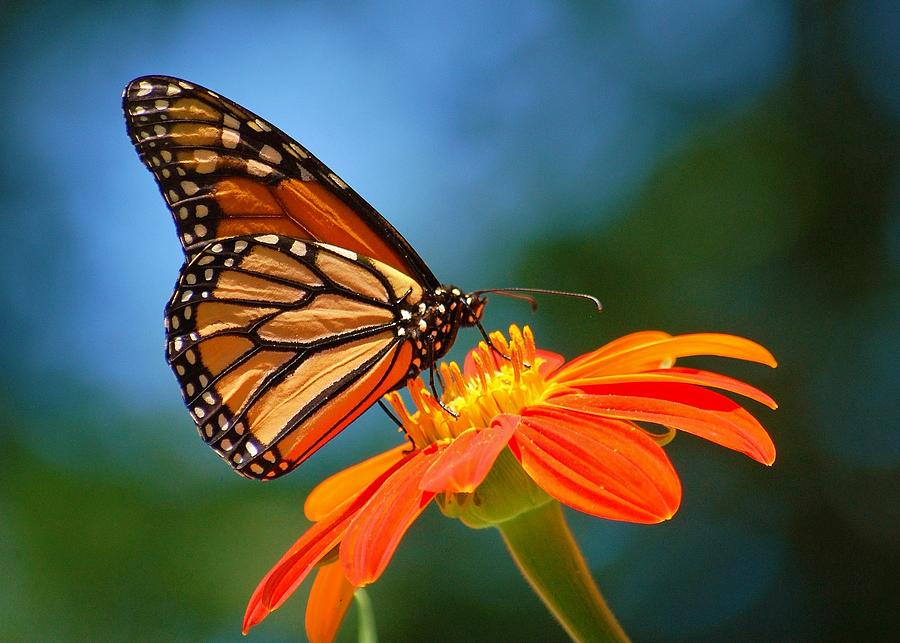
[123, 75, 438, 286]
[165, 235, 421, 479]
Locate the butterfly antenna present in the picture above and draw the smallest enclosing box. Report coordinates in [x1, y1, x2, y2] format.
[473, 287, 602, 313]
[488, 290, 539, 311]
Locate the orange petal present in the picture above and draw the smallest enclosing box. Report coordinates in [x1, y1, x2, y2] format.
[305, 562, 356, 643]
[305, 444, 410, 520]
[553, 333, 776, 381]
[340, 448, 439, 586]
[535, 349, 566, 377]
[564, 367, 778, 409]
[549, 384, 776, 465]
[243, 455, 412, 633]
[419, 416, 518, 493]
[509, 409, 681, 523]
[551, 331, 672, 380]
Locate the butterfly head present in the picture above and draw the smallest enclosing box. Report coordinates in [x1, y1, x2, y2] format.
[462, 292, 487, 327]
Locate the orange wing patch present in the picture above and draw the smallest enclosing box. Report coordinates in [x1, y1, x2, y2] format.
[246, 330, 398, 444]
[256, 295, 395, 344]
[278, 341, 414, 472]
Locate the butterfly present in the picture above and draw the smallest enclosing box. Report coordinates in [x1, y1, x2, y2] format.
[123, 76, 487, 480]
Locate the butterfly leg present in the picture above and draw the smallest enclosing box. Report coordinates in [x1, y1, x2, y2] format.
[474, 318, 512, 361]
[378, 399, 403, 429]
[425, 340, 459, 418]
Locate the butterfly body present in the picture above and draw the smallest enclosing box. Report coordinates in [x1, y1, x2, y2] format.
[124, 76, 484, 479]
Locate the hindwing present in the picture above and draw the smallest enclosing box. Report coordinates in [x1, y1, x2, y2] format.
[165, 234, 421, 479]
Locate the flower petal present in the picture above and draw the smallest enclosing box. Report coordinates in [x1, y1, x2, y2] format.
[305, 444, 410, 520]
[549, 384, 776, 464]
[563, 367, 778, 409]
[243, 455, 413, 633]
[419, 415, 518, 493]
[551, 331, 672, 380]
[305, 562, 356, 643]
[340, 448, 439, 586]
[509, 409, 681, 523]
[553, 333, 776, 382]
[535, 349, 566, 377]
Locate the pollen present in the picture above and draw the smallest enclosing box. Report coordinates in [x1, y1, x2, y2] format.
[386, 325, 548, 447]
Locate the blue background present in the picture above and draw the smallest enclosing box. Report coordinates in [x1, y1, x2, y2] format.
[1, 1, 897, 640]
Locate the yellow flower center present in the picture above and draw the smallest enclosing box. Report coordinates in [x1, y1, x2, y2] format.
[386, 325, 549, 448]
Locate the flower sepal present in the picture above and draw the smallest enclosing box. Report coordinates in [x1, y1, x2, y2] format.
[436, 446, 553, 529]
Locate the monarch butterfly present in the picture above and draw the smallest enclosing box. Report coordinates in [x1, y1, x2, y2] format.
[123, 76, 489, 480]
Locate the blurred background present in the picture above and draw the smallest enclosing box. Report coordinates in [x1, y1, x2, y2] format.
[1, 1, 897, 641]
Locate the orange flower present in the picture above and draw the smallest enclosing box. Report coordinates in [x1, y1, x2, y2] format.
[243, 327, 777, 639]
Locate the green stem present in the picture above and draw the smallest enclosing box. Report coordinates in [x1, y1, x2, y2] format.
[354, 588, 378, 643]
[498, 501, 630, 643]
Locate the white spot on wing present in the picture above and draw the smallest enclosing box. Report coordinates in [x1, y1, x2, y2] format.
[290, 240, 306, 256]
[136, 80, 153, 96]
[246, 160, 272, 177]
[319, 244, 357, 260]
[259, 145, 282, 165]
[221, 129, 240, 149]
[254, 234, 279, 244]
[328, 173, 348, 189]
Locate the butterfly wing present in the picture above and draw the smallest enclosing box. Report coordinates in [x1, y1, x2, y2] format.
[167, 234, 423, 479]
[123, 75, 438, 288]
